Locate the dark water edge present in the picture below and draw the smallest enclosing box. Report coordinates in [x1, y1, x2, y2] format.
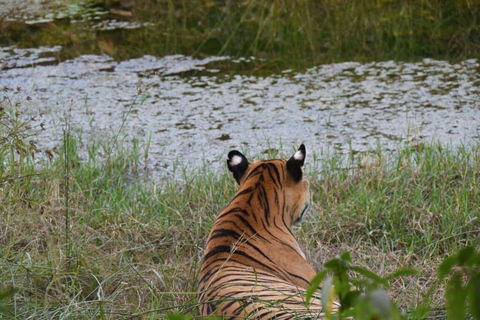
[1, 0, 480, 181]
[1, 0, 480, 72]
[2, 47, 479, 180]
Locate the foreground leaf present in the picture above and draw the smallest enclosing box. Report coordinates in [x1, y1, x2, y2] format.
[350, 266, 387, 285]
[446, 274, 466, 320]
[438, 256, 456, 280]
[469, 274, 480, 320]
[0, 288, 15, 315]
[321, 276, 335, 316]
[305, 270, 327, 307]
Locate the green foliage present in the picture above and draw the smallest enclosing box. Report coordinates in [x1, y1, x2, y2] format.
[1, 90, 479, 318]
[0, 86, 39, 184]
[314, 252, 404, 320]
[0, 287, 15, 316]
[166, 314, 192, 320]
[1, 0, 479, 69]
[440, 246, 480, 320]
[310, 141, 480, 257]
[305, 270, 327, 307]
[310, 247, 480, 320]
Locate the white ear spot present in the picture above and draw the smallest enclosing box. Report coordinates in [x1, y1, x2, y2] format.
[230, 155, 243, 166]
[293, 150, 304, 161]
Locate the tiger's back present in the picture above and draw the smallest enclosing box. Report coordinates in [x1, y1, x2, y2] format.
[198, 145, 338, 318]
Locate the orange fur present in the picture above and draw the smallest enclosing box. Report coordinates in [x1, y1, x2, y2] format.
[198, 146, 339, 318]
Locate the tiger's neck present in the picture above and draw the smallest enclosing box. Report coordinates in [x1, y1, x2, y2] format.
[205, 182, 317, 289]
[225, 176, 296, 233]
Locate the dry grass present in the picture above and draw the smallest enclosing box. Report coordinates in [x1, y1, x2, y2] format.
[1, 187, 454, 318]
[301, 211, 446, 313]
[1, 101, 479, 317]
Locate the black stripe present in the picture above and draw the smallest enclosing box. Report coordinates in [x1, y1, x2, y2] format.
[273, 215, 290, 236]
[287, 271, 311, 286]
[260, 217, 284, 245]
[247, 189, 255, 205]
[281, 191, 292, 231]
[273, 311, 295, 319]
[274, 189, 279, 206]
[258, 217, 300, 253]
[266, 163, 281, 189]
[217, 207, 252, 220]
[238, 240, 277, 266]
[245, 165, 263, 180]
[235, 214, 270, 243]
[257, 186, 270, 224]
[231, 250, 279, 275]
[200, 257, 255, 284]
[254, 309, 275, 318]
[231, 186, 254, 202]
[203, 245, 232, 262]
[207, 228, 242, 244]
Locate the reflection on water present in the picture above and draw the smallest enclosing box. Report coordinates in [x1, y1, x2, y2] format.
[1, 46, 479, 178]
[0, 0, 108, 24]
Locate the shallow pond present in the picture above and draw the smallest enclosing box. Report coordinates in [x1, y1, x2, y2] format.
[2, 1, 480, 179]
[1, 45, 479, 178]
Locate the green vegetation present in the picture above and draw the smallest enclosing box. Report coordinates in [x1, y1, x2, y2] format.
[2, 1, 479, 318]
[310, 247, 480, 319]
[1, 89, 479, 318]
[439, 246, 480, 320]
[309, 141, 480, 256]
[1, 0, 479, 70]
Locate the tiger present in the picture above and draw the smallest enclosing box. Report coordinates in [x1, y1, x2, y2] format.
[197, 144, 340, 318]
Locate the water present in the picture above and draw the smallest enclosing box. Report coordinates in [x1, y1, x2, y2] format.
[1, 46, 479, 178]
[1, 0, 479, 179]
[0, 0, 108, 24]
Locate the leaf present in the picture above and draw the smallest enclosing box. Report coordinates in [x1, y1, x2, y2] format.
[342, 290, 361, 310]
[0, 306, 10, 316]
[340, 251, 352, 262]
[350, 266, 387, 285]
[0, 288, 15, 300]
[468, 274, 480, 320]
[386, 268, 419, 280]
[457, 246, 475, 266]
[341, 309, 356, 318]
[353, 294, 375, 320]
[438, 256, 456, 280]
[474, 252, 480, 265]
[305, 270, 327, 307]
[0, 288, 15, 315]
[355, 289, 399, 320]
[368, 289, 393, 319]
[321, 275, 335, 316]
[409, 304, 431, 319]
[325, 257, 342, 270]
[334, 273, 353, 301]
[446, 274, 467, 320]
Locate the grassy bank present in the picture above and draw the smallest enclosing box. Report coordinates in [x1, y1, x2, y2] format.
[1, 0, 479, 70]
[1, 99, 480, 318]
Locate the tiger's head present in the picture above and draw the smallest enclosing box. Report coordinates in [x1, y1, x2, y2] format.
[226, 144, 310, 227]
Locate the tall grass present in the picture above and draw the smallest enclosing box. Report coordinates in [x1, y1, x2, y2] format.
[102, 0, 480, 65]
[0, 89, 232, 317]
[1, 93, 479, 317]
[308, 142, 480, 256]
[1, 0, 479, 69]
[102, 0, 480, 66]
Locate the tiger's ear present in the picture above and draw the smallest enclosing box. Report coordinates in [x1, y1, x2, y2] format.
[287, 144, 306, 182]
[227, 150, 249, 185]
